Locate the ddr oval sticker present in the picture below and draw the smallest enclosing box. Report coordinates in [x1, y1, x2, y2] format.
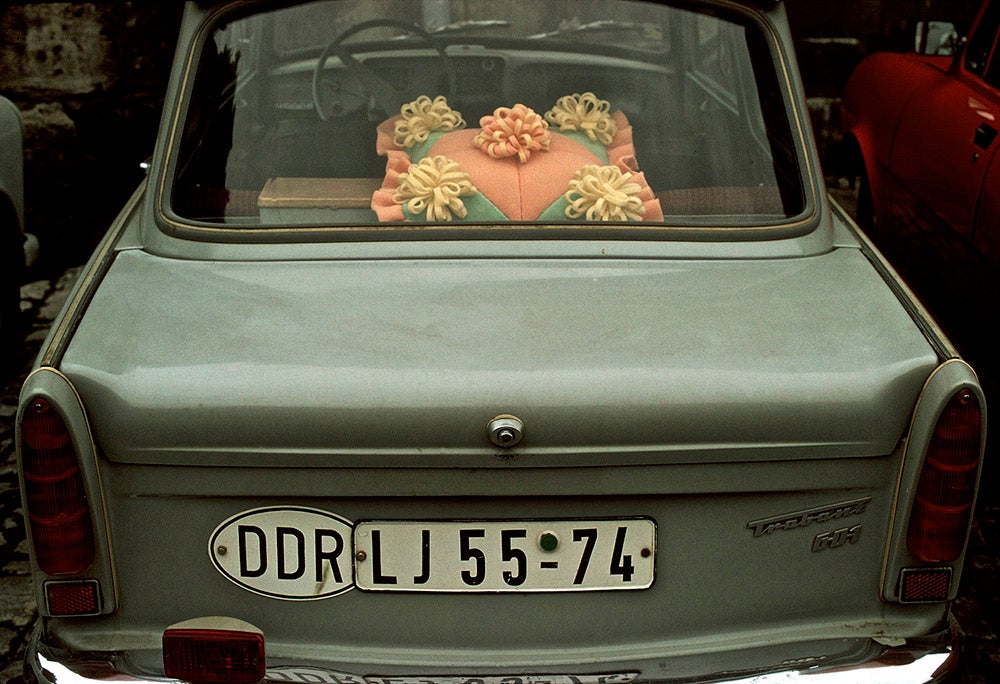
[210, 507, 354, 600]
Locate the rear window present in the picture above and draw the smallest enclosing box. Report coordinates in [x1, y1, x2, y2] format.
[169, 0, 807, 230]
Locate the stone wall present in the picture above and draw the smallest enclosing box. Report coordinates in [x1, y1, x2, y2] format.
[1, 3, 183, 271]
[0, 1, 988, 270]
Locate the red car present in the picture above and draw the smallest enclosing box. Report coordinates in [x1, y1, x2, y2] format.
[842, 1, 1000, 381]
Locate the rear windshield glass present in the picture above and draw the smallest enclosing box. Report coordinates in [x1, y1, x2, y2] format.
[169, 0, 806, 229]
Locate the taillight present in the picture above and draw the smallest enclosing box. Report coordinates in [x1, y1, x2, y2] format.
[907, 388, 983, 563]
[19, 396, 96, 575]
[163, 628, 266, 684]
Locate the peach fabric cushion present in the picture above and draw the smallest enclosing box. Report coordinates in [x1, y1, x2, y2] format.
[426, 129, 603, 220]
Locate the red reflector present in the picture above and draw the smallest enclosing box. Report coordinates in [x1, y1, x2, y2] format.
[899, 567, 952, 603]
[19, 397, 96, 575]
[163, 629, 265, 684]
[45, 580, 101, 616]
[907, 389, 982, 563]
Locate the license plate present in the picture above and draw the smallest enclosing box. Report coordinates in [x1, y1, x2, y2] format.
[354, 519, 655, 592]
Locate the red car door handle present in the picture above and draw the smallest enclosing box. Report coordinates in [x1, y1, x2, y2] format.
[974, 122, 997, 150]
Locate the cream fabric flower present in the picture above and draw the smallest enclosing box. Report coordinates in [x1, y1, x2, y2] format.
[565, 165, 645, 222]
[545, 92, 617, 145]
[393, 96, 466, 149]
[393, 155, 478, 221]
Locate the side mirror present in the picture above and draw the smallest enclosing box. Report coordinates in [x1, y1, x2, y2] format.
[915, 21, 961, 56]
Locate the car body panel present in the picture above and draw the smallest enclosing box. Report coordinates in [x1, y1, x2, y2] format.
[890, 70, 1000, 241]
[841, 53, 954, 208]
[62, 246, 936, 462]
[0, 95, 25, 229]
[1, 95, 30, 365]
[0, 95, 37, 267]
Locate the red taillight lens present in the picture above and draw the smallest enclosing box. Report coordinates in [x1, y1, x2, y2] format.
[907, 388, 983, 563]
[19, 397, 96, 575]
[163, 629, 266, 684]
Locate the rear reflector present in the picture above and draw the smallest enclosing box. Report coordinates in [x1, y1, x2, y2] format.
[163, 629, 265, 684]
[19, 397, 96, 575]
[45, 580, 101, 616]
[907, 388, 982, 563]
[899, 567, 952, 603]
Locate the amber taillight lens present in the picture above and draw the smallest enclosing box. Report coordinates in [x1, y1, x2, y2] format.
[906, 388, 983, 563]
[19, 397, 96, 575]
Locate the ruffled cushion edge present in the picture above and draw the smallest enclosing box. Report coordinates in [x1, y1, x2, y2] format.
[607, 112, 662, 222]
[371, 149, 410, 222]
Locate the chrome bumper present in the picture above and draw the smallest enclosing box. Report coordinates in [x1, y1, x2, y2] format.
[24, 621, 960, 684]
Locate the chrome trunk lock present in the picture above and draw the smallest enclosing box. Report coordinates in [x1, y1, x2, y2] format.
[487, 415, 524, 448]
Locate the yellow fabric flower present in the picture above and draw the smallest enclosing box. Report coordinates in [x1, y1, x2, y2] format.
[545, 92, 617, 145]
[393, 155, 478, 221]
[393, 96, 466, 149]
[565, 165, 645, 222]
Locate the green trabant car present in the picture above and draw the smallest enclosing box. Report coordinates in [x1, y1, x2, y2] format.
[17, 1, 986, 683]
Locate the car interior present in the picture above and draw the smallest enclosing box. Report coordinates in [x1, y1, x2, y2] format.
[170, 0, 806, 227]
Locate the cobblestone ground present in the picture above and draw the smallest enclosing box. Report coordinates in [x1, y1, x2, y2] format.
[0, 263, 997, 682]
[956, 496, 1000, 683]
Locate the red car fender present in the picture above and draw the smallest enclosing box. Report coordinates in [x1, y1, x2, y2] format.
[842, 52, 952, 216]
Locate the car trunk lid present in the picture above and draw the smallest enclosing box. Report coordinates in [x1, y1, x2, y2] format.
[61, 247, 936, 465]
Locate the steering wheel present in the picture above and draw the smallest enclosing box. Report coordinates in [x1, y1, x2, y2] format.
[312, 19, 455, 122]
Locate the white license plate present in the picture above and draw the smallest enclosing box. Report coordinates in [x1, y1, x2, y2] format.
[354, 519, 655, 592]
